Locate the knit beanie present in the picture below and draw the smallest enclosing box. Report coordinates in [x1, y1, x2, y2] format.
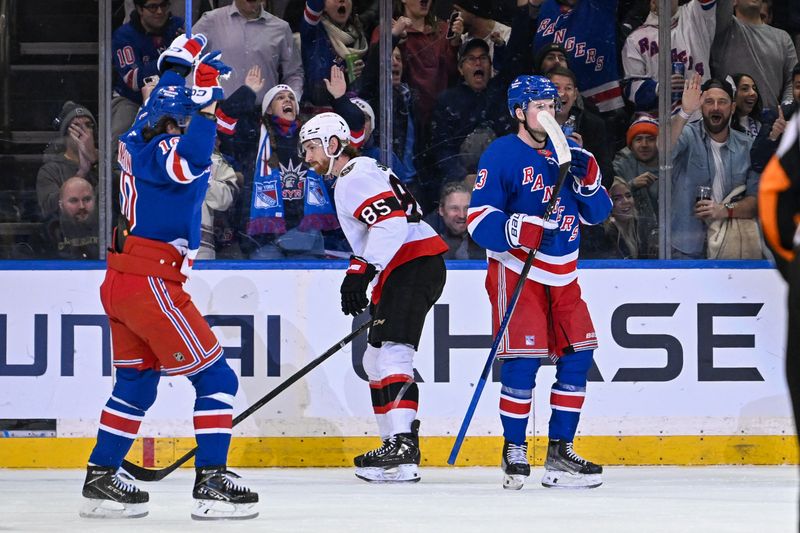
[55, 101, 96, 137]
[261, 84, 299, 116]
[626, 116, 658, 146]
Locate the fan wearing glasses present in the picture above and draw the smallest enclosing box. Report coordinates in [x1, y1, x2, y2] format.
[112, 0, 185, 144]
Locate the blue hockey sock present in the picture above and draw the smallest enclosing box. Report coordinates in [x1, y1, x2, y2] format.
[88, 368, 160, 468]
[549, 350, 593, 441]
[499, 357, 540, 445]
[188, 358, 238, 467]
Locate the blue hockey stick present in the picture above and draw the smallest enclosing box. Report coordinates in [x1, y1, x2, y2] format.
[447, 111, 573, 465]
[185, 0, 192, 37]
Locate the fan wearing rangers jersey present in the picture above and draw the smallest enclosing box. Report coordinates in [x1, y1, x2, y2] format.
[300, 112, 448, 484]
[622, 0, 717, 112]
[467, 75, 611, 490]
[80, 35, 258, 521]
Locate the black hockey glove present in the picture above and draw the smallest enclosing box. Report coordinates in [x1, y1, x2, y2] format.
[340, 256, 377, 317]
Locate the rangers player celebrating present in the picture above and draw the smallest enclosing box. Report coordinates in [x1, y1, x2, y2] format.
[300, 112, 448, 483]
[467, 75, 611, 490]
[80, 35, 258, 520]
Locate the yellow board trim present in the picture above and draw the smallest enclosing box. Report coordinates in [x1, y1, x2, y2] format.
[1, 436, 797, 468]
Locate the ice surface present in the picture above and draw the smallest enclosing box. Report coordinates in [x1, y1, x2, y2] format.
[0, 466, 796, 532]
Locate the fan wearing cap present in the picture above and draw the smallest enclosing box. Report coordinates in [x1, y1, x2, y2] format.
[451, 1, 510, 76]
[613, 115, 659, 217]
[429, 33, 524, 192]
[533, 42, 569, 75]
[669, 74, 760, 258]
[36, 101, 98, 220]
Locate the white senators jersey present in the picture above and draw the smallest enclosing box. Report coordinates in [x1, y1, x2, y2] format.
[334, 157, 448, 302]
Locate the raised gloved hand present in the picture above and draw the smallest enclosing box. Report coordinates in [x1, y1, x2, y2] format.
[340, 256, 377, 316]
[569, 146, 601, 196]
[505, 213, 559, 250]
[157, 33, 207, 76]
[190, 51, 232, 107]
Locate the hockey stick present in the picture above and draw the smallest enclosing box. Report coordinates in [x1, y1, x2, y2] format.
[185, 0, 192, 37]
[120, 320, 371, 481]
[447, 111, 572, 465]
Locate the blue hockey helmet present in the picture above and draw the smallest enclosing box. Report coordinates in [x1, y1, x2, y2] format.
[140, 85, 199, 128]
[507, 75, 561, 118]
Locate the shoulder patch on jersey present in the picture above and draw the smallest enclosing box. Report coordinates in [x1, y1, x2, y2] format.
[340, 161, 355, 177]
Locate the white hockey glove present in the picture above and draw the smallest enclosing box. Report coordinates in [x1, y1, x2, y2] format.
[157, 33, 207, 76]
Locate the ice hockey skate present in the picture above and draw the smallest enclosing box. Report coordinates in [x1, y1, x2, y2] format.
[191, 466, 259, 520]
[501, 440, 530, 490]
[541, 439, 603, 489]
[79, 465, 149, 519]
[354, 421, 421, 483]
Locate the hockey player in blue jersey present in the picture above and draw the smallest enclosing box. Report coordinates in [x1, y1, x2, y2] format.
[80, 34, 258, 520]
[467, 75, 612, 490]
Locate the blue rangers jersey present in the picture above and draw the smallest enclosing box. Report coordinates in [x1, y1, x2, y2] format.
[468, 134, 611, 286]
[117, 100, 216, 269]
[112, 15, 185, 104]
[534, 0, 624, 113]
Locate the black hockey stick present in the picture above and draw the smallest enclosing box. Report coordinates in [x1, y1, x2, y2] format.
[448, 111, 572, 464]
[120, 320, 371, 482]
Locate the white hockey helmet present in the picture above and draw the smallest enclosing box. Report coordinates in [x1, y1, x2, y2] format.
[299, 112, 351, 160]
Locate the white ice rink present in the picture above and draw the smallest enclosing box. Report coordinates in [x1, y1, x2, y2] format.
[1, 466, 797, 532]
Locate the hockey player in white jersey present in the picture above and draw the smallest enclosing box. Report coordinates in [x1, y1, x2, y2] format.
[622, 0, 717, 112]
[300, 112, 448, 483]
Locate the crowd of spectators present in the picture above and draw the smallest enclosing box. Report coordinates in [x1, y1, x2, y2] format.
[22, 0, 800, 261]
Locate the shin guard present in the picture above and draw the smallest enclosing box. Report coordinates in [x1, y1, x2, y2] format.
[89, 368, 160, 468]
[376, 342, 417, 436]
[499, 357, 540, 445]
[549, 350, 593, 441]
[188, 358, 238, 467]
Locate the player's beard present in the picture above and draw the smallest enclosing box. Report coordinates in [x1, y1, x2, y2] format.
[309, 156, 331, 176]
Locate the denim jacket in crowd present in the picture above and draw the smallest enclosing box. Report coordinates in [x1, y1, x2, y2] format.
[670, 121, 759, 257]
